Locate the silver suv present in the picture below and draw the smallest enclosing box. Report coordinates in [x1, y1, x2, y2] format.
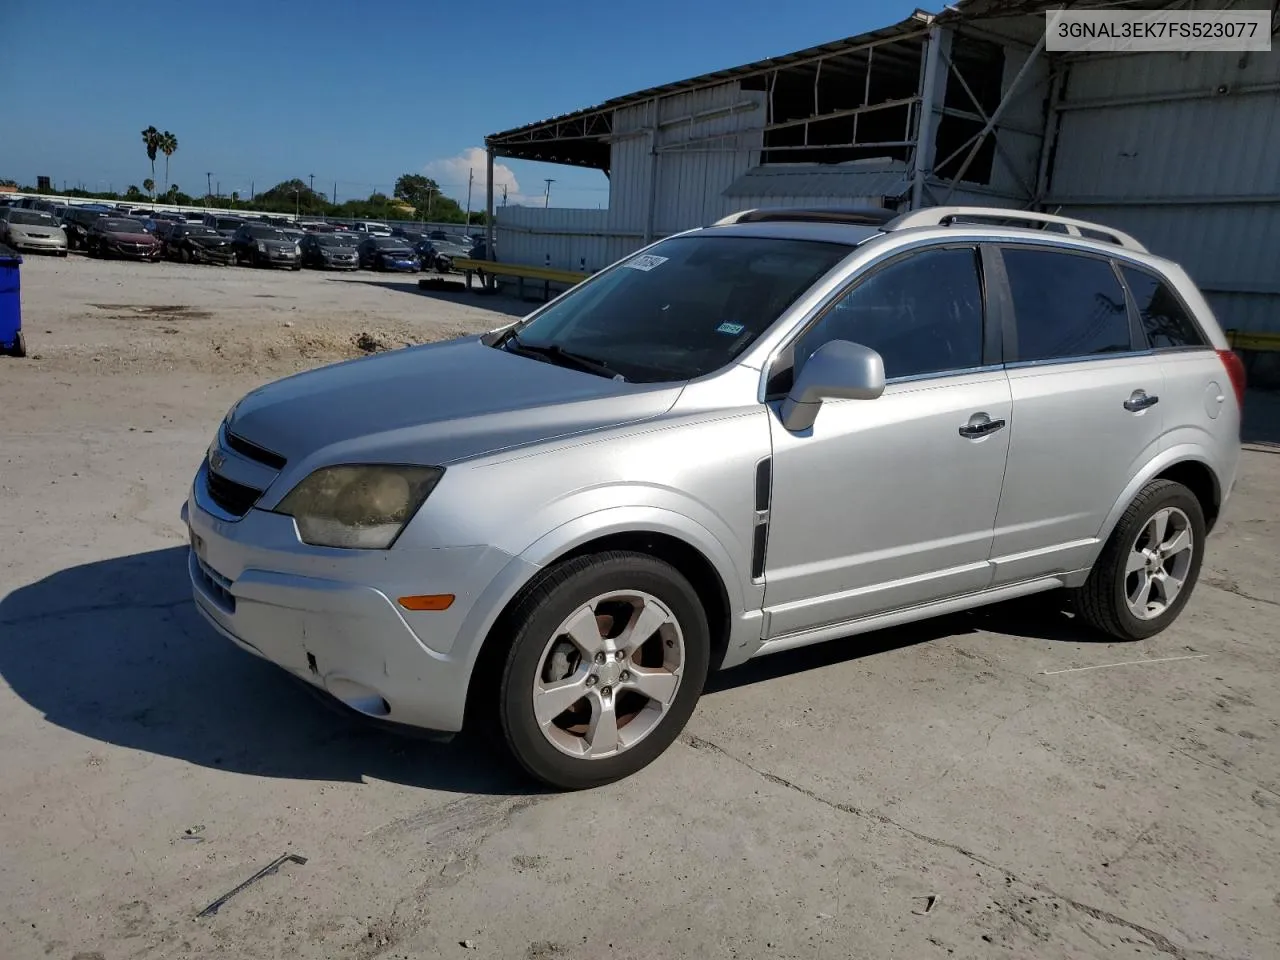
[184, 206, 1244, 789]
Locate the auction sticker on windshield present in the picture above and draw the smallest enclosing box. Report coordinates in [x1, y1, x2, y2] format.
[623, 254, 668, 272]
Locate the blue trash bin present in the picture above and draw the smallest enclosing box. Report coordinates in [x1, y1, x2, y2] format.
[0, 243, 24, 358]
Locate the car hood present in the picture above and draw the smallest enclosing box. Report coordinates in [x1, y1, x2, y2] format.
[227, 336, 681, 468]
[8, 224, 61, 235]
[191, 236, 230, 246]
[322, 247, 357, 255]
[376, 247, 415, 256]
[105, 231, 154, 243]
[260, 239, 295, 249]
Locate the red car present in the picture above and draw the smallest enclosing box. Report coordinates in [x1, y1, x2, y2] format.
[85, 217, 161, 260]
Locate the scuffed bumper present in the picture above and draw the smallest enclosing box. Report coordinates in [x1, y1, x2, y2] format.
[182, 490, 528, 734]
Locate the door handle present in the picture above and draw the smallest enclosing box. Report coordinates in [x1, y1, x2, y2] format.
[958, 414, 1007, 439]
[1124, 391, 1159, 412]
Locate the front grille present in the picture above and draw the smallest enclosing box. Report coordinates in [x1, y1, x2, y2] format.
[205, 462, 263, 517]
[194, 554, 235, 612]
[225, 430, 287, 469]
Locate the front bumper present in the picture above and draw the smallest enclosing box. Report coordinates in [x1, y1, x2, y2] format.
[183, 475, 525, 733]
[190, 246, 235, 264]
[10, 235, 66, 252]
[257, 249, 300, 267]
[106, 242, 160, 259]
[379, 257, 420, 272]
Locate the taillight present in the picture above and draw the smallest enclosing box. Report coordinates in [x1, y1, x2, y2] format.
[1216, 348, 1247, 409]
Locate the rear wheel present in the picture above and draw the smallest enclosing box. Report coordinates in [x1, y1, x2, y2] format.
[493, 552, 709, 789]
[10, 331, 26, 358]
[1073, 479, 1205, 640]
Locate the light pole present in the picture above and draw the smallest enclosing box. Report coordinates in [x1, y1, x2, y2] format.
[206, 171, 212, 205]
[543, 178, 555, 207]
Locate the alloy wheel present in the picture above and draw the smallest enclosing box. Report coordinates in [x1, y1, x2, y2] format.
[532, 591, 685, 760]
[1125, 506, 1194, 620]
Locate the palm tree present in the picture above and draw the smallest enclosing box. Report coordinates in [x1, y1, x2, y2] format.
[141, 125, 161, 187]
[143, 178, 155, 199]
[230, 191, 240, 208]
[159, 131, 178, 193]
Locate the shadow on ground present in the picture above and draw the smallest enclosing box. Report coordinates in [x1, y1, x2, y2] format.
[324, 274, 530, 318]
[1, 547, 1106, 791]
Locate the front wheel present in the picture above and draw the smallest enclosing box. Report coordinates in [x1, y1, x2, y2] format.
[10, 330, 26, 358]
[493, 551, 710, 789]
[1072, 479, 1206, 641]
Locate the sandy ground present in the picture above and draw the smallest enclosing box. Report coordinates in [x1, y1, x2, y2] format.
[1, 253, 1278, 960]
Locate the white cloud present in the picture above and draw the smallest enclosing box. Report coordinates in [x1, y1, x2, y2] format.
[423, 147, 539, 208]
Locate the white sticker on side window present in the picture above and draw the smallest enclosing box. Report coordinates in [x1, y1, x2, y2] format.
[623, 254, 668, 272]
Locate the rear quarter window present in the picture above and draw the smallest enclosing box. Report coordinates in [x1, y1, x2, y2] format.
[1002, 247, 1131, 362]
[1119, 266, 1206, 349]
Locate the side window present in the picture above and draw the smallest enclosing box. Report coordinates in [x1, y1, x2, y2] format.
[795, 247, 985, 381]
[1002, 248, 1131, 362]
[1119, 266, 1205, 349]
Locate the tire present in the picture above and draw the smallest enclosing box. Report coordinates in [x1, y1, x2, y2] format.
[12, 331, 26, 358]
[1072, 479, 1206, 641]
[491, 551, 710, 790]
[180, 247, 191, 263]
[58, 250, 68, 258]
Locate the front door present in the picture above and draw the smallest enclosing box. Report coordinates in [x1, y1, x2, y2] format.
[761, 245, 1012, 639]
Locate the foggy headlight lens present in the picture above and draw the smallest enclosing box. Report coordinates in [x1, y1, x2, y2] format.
[274, 464, 444, 549]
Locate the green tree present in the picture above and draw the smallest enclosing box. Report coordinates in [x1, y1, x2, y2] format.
[230, 191, 240, 208]
[141, 125, 161, 185]
[125, 185, 145, 200]
[143, 178, 155, 198]
[159, 131, 178, 193]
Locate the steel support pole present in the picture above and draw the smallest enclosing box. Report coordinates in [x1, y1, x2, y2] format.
[911, 26, 943, 209]
[485, 147, 495, 290]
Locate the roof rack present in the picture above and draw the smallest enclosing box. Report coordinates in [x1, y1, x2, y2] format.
[883, 206, 1148, 253]
[714, 206, 898, 228]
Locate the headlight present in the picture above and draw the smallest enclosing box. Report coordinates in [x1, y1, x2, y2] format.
[256, 240, 267, 253]
[295, 243, 302, 255]
[274, 464, 444, 549]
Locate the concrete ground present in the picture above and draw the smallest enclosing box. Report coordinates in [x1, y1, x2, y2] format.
[1, 254, 1277, 960]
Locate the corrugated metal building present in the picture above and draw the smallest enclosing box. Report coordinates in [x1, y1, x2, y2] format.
[483, 0, 1279, 335]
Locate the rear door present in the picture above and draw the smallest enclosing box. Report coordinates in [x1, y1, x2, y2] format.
[988, 245, 1166, 586]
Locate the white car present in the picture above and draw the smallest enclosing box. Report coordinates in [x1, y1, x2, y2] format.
[1, 209, 68, 256]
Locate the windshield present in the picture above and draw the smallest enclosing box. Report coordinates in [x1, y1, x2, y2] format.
[102, 218, 146, 232]
[316, 234, 357, 247]
[215, 218, 244, 230]
[183, 226, 220, 238]
[8, 211, 57, 226]
[372, 237, 411, 249]
[247, 226, 290, 240]
[504, 235, 853, 383]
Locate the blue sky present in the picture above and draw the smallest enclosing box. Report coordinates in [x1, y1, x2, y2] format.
[1, 0, 924, 209]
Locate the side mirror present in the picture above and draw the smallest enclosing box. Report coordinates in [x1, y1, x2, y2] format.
[779, 339, 886, 432]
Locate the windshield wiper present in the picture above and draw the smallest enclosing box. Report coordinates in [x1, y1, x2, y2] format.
[504, 333, 627, 381]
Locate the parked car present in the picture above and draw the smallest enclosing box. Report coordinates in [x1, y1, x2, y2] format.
[163, 223, 236, 265]
[185, 205, 1245, 789]
[183, 211, 207, 223]
[299, 232, 360, 270]
[205, 214, 247, 237]
[0, 208, 68, 256]
[232, 223, 302, 269]
[414, 236, 469, 272]
[62, 208, 111, 251]
[358, 235, 420, 271]
[468, 238, 495, 262]
[85, 217, 161, 260]
[353, 220, 392, 236]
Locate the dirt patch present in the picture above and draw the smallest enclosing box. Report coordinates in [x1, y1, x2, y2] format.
[90, 303, 214, 321]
